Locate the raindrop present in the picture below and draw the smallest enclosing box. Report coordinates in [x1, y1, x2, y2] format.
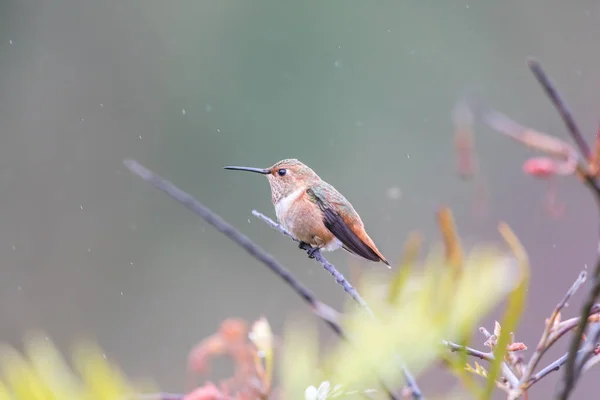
[138, 135, 142, 139]
[87, 248, 91, 253]
[130, 261, 134, 267]
[406, 154, 411, 159]
[182, 108, 186, 115]
[248, 219, 251, 224]
[17, 286, 22, 291]
[334, 60, 342, 68]
[387, 187, 402, 200]
[100, 103, 103, 107]
[217, 128, 221, 133]
[8, 40, 12, 45]
[205, 105, 213, 112]
[11, 244, 16, 251]
[80, 205, 84, 210]
[120, 291, 124, 296]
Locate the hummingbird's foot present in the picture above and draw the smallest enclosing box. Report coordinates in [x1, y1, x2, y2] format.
[298, 241, 319, 258]
[306, 246, 320, 259]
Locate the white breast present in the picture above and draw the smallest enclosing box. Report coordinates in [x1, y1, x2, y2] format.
[275, 188, 304, 231]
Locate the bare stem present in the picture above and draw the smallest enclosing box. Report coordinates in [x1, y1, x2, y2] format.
[519, 271, 587, 387]
[444, 340, 494, 361]
[527, 59, 591, 160]
[528, 353, 568, 387]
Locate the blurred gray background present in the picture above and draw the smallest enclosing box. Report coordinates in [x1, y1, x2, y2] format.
[0, 0, 599, 398]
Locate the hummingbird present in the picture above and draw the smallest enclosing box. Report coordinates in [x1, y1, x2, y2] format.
[224, 159, 390, 267]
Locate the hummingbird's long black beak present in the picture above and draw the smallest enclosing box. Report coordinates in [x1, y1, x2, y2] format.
[224, 165, 270, 174]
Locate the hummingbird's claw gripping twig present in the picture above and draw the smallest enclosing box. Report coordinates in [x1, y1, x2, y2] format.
[298, 241, 319, 258]
[307, 247, 319, 259]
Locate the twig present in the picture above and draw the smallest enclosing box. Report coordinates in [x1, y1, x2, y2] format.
[526, 61, 600, 400]
[123, 160, 403, 400]
[520, 271, 587, 386]
[527, 59, 591, 160]
[581, 349, 600, 374]
[444, 340, 493, 361]
[251, 210, 373, 316]
[251, 210, 423, 399]
[574, 322, 600, 376]
[528, 353, 568, 387]
[443, 337, 520, 390]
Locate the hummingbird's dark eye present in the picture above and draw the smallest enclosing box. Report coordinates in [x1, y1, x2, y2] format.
[277, 168, 287, 176]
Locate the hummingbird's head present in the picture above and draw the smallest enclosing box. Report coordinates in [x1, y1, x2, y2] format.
[224, 159, 320, 203]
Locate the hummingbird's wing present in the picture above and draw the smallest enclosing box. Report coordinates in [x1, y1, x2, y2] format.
[306, 184, 389, 265]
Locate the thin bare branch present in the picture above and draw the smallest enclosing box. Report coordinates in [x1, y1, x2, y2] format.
[444, 340, 493, 361]
[581, 350, 600, 374]
[527, 58, 591, 160]
[528, 353, 568, 387]
[520, 271, 587, 386]
[574, 323, 600, 376]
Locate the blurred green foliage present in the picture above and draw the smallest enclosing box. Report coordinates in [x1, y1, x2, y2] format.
[0, 334, 152, 400]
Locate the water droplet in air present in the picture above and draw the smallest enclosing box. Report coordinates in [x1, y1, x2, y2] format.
[182, 108, 186, 115]
[205, 105, 213, 112]
[8, 40, 12, 45]
[217, 128, 220, 133]
[80, 205, 84, 210]
[334, 60, 342, 68]
[387, 187, 402, 200]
